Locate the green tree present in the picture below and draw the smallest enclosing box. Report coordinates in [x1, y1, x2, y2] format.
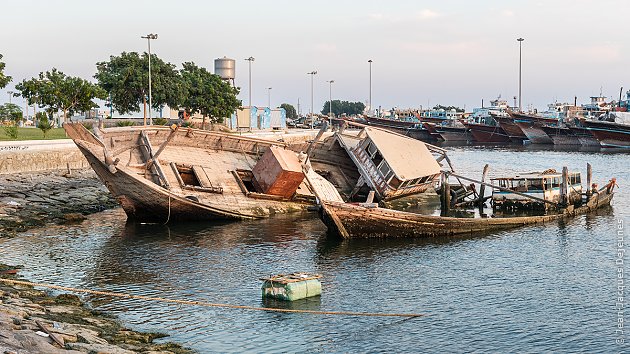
[95, 52, 184, 116]
[15, 68, 106, 124]
[36, 112, 53, 138]
[0, 54, 11, 89]
[0, 103, 23, 122]
[280, 103, 297, 119]
[179, 62, 241, 128]
[432, 105, 464, 112]
[0, 103, 22, 139]
[321, 100, 365, 116]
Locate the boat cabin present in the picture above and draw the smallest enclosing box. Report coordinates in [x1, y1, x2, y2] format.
[491, 170, 582, 209]
[338, 127, 442, 201]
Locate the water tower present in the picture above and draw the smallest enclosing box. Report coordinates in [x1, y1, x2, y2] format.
[214, 57, 236, 87]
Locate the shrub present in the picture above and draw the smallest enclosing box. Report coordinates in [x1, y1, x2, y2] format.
[153, 118, 168, 126]
[81, 122, 94, 130]
[3, 124, 18, 139]
[36, 112, 53, 138]
[116, 120, 135, 127]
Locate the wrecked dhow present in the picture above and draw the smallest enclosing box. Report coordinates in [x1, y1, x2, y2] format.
[63, 122, 445, 223]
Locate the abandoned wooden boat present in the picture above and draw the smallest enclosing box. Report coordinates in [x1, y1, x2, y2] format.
[63, 123, 326, 222]
[64, 121, 448, 223]
[317, 179, 615, 239]
[491, 169, 582, 210]
[461, 121, 512, 143]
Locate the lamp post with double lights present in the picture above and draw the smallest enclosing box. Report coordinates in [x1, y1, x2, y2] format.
[266, 87, 272, 108]
[141, 33, 158, 125]
[517, 37, 524, 112]
[244, 57, 255, 109]
[326, 80, 334, 117]
[368, 59, 373, 116]
[307, 71, 317, 129]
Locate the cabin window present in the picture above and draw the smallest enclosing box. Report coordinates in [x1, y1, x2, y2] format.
[515, 179, 527, 192]
[390, 176, 402, 189]
[378, 161, 391, 179]
[529, 179, 544, 191]
[384, 170, 394, 182]
[552, 177, 560, 186]
[544, 178, 552, 190]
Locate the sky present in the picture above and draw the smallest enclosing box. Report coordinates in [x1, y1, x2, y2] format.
[1, 0, 628, 114]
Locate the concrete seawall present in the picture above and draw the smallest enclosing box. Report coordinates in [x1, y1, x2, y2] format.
[0, 140, 88, 174]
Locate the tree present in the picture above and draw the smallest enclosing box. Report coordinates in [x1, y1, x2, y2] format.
[0, 54, 11, 89]
[321, 100, 365, 116]
[95, 52, 184, 116]
[15, 68, 106, 124]
[36, 112, 53, 138]
[432, 105, 464, 112]
[0, 103, 22, 139]
[280, 103, 297, 119]
[179, 62, 241, 128]
[0, 103, 23, 122]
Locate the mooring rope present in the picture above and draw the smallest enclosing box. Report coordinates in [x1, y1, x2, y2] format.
[0, 278, 424, 318]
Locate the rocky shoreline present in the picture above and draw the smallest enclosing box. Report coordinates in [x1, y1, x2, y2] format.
[0, 264, 193, 353]
[0, 169, 118, 237]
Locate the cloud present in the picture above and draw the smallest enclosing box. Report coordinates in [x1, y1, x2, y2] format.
[418, 9, 440, 19]
[502, 9, 515, 17]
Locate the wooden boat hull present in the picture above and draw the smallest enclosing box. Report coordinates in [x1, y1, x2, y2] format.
[424, 123, 472, 142]
[514, 122, 553, 144]
[462, 122, 511, 143]
[320, 188, 614, 239]
[494, 116, 528, 142]
[582, 120, 630, 148]
[540, 126, 582, 146]
[567, 126, 601, 147]
[64, 123, 313, 223]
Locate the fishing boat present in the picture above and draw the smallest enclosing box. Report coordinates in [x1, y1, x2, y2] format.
[540, 125, 582, 146]
[491, 113, 528, 143]
[461, 121, 511, 143]
[423, 121, 472, 142]
[507, 111, 557, 144]
[314, 174, 616, 239]
[580, 113, 630, 148]
[364, 116, 440, 142]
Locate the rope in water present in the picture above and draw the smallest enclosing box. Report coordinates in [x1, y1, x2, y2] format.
[0, 278, 424, 318]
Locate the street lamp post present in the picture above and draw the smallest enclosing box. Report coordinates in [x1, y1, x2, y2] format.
[326, 80, 334, 117]
[517, 37, 524, 112]
[368, 59, 372, 116]
[266, 87, 272, 108]
[7, 91, 14, 105]
[141, 33, 158, 125]
[307, 71, 317, 129]
[245, 57, 255, 109]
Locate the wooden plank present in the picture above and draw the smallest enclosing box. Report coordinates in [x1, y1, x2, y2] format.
[36, 320, 64, 347]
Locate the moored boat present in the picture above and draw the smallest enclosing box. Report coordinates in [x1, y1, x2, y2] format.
[508, 111, 557, 144]
[580, 114, 630, 148]
[461, 121, 511, 143]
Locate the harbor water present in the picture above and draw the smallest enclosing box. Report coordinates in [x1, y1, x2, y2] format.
[1, 146, 628, 353]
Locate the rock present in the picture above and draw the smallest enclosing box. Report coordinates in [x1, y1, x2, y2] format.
[66, 342, 136, 354]
[76, 330, 109, 345]
[55, 294, 82, 306]
[62, 213, 87, 224]
[45, 305, 85, 316]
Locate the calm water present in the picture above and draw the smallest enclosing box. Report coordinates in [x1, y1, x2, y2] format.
[1, 147, 628, 353]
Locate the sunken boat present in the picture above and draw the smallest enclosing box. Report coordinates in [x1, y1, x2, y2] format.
[64, 121, 446, 223]
[309, 164, 616, 239]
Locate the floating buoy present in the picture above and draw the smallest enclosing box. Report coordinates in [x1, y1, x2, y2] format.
[261, 273, 322, 301]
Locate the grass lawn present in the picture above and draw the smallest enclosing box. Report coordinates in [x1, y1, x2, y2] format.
[0, 127, 68, 141]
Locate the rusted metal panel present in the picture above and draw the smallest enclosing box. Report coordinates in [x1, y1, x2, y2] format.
[252, 145, 305, 199]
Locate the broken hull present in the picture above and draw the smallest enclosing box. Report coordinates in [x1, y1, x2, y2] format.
[320, 190, 613, 239]
[65, 124, 313, 222]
